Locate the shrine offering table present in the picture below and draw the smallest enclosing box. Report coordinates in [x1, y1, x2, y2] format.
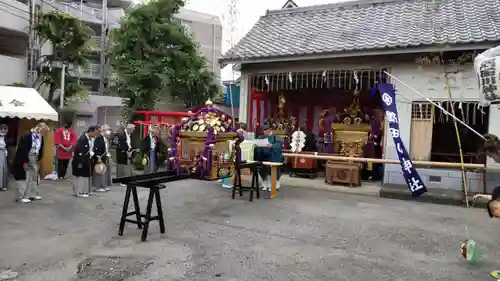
[284, 150, 318, 169]
[283, 150, 318, 178]
[325, 161, 361, 187]
[262, 161, 283, 198]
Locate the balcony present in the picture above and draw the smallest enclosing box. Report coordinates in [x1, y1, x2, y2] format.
[74, 64, 101, 79]
[0, 1, 29, 34]
[53, 2, 103, 23]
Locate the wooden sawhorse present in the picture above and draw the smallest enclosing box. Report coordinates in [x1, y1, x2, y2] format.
[118, 183, 165, 242]
[113, 171, 188, 242]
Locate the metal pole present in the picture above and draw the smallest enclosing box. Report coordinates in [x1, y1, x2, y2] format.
[230, 70, 235, 119]
[60, 64, 66, 109]
[28, 0, 35, 86]
[98, 0, 108, 95]
[212, 19, 216, 74]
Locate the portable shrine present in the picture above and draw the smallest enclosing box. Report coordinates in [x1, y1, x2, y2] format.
[325, 89, 374, 186]
[174, 99, 239, 180]
[262, 93, 295, 146]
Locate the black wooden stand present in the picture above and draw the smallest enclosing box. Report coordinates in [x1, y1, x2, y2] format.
[118, 184, 165, 242]
[232, 161, 261, 201]
[113, 171, 189, 242]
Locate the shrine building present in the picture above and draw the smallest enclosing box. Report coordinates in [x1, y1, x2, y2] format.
[219, 0, 500, 192]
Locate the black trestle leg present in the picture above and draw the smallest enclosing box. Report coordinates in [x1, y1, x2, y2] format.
[131, 186, 142, 229]
[231, 169, 239, 200]
[249, 171, 255, 202]
[141, 190, 155, 242]
[255, 168, 260, 199]
[154, 188, 165, 234]
[118, 185, 132, 236]
[239, 175, 243, 197]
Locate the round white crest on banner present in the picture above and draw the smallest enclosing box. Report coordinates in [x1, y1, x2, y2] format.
[382, 92, 393, 106]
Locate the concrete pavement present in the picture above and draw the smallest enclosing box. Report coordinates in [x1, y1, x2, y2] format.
[0, 179, 499, 280]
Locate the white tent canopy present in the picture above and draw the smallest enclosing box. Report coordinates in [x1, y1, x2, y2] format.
[0, 86, 58, 121]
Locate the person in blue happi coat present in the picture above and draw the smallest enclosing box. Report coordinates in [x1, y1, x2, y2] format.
[254, 126, 284, 191]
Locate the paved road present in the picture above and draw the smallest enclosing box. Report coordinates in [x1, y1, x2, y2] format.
[0, 179, 499, 281]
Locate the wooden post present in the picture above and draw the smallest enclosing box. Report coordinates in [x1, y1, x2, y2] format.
[262, 161, 283, 199]
[270, 166, 277, 198]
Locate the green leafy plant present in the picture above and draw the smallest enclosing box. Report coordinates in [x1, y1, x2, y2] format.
[108, 0, 221, 120]
[33, 11, 94, 107]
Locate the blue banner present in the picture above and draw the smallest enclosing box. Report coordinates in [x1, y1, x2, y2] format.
[378, 83, 427, 197]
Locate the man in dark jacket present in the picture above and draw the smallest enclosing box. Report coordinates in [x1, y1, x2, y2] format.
[12, 122, 49, 203]
[72, 126, 100, 198]
[116, 124, 137, 186]
[91, 125, 109, 193]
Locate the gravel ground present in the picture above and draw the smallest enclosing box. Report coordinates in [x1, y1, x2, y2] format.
[0, 178, 499, 281]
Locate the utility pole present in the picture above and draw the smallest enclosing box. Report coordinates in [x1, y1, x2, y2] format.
[27, 0, 36, 86]
[212, 18, 216, 75]
[224, 0, 240, 120]
[60, 64, 66, 108]
[98, 0, 108, 96]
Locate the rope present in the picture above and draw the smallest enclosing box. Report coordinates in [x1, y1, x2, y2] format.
[383, 71, 486, 140]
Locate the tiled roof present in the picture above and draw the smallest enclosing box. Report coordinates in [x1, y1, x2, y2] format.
[221, 0, 500, 62]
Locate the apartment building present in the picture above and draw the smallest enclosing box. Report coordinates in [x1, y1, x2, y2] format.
[41, 0, 131, 135]
[0, 0, 30, 86]
[0, 1, 222, 133]
[174, 8, 223, 79]
[0, 0, 131, 134]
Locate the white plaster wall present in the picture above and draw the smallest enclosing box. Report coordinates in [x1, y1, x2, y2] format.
[486, 106, 500, 190]
[384, 63, 486, 192]
[0, 55, 27, 85]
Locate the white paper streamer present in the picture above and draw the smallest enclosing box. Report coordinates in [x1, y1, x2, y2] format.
[353, 71, 359, 85]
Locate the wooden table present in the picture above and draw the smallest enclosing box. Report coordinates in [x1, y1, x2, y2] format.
[262, 161, 283, 198]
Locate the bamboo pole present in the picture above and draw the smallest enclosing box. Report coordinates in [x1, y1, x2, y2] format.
[444, 72, 469, 207]
[286, 153, 500, 172]
[283, 152, 485, 169]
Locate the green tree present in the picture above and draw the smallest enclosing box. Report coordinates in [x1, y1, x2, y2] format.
[33, 11, 94, 108]
[108, 0, 221, 119]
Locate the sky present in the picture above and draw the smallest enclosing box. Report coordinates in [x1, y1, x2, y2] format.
[184, 0, 346, 80]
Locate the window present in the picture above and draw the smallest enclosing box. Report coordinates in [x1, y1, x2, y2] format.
[430, 101, 489, 164]
[410, 102, 434, 161]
